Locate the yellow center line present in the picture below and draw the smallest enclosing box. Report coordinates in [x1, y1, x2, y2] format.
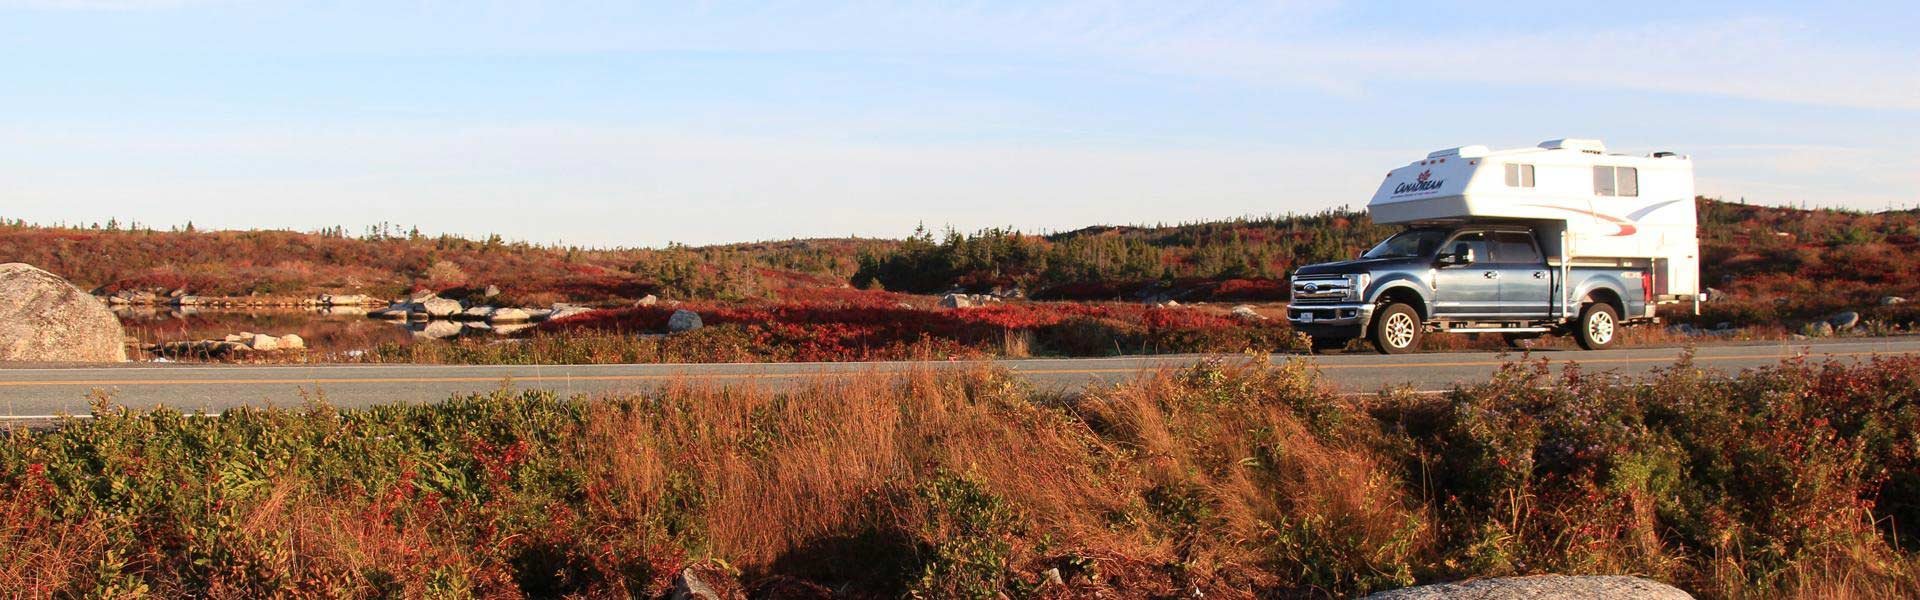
[0, 348, 1907, 388]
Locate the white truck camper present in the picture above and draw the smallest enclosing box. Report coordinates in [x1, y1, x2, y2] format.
[1288, 139, 1702, 354]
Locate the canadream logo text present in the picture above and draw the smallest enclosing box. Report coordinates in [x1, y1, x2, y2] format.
[1393, 169, 1444, 195]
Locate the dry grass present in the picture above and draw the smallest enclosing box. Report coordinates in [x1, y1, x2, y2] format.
[3, 357, 1919, 598]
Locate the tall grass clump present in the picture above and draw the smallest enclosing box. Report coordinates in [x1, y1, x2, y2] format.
[2, 355, 1918, 598]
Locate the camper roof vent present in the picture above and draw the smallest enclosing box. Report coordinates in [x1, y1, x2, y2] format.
[1538, 138, 1607, 154]
[1650, 151, 1685, 159]
[1427, 145, 1489, 159]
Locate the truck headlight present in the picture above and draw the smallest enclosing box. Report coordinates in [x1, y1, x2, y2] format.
[1345, 274, 1369, 301]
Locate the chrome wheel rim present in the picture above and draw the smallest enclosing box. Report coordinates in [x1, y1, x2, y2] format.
[1588, 310, 1615, 345]
[1383, 312, 1416, 349]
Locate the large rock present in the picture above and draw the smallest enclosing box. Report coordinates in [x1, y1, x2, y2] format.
[1828, 311, 1861, 331]
[1364, 575, 1692, 600]
[668, 309, 704, 333]
[414, 297, 464, 318]
[0, 264, 128, 362]
[488, 307, 532, 323]
[246, 333, 281, 352]
[940, 293, 973, 309]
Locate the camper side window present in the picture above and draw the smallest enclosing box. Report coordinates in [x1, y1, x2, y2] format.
[1504, 163, 1535, 187]
[1593, 166, 1639, 197]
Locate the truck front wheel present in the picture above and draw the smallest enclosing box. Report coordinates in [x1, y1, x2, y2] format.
[1575, 302, 1619, 350]
[1370, 303, 1423, 354]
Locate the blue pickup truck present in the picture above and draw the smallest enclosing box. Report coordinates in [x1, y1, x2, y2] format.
[1287, 139, 1700, 354]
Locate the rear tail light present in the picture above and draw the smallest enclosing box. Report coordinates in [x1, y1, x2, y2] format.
[1642, 271, 1654, 304]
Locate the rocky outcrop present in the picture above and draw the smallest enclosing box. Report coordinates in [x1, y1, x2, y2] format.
[0, 263, 128, 362]
[668, 309, 704, 333]
[1363, 575, 1692, 600]
[149, 332, 307, 358]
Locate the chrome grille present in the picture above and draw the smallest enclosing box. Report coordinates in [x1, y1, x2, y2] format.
[1290, 276, 1351, 303]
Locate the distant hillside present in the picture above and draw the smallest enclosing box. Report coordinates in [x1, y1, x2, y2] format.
[4, 199, 1912, 315]
[0, 219, 890, 305]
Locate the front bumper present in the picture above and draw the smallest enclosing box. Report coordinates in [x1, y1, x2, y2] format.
[1287, 303, 1374, 339]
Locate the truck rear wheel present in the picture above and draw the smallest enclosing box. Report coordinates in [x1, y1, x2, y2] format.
[1370, 303, 1422, 354]
[1575, 302, 1619, 350]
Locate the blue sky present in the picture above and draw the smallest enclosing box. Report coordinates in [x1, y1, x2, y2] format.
[2, 1, 1916, 247]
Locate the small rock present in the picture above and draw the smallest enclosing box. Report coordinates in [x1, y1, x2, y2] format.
[322, 293, 373, 306]
[483, 284, 501, 298]
[1713, 321, 1732, 331]
[941, 293, 973, 309]
[1828, 311, 1861, 331]
[1667, 323, 1697, 337]
[895, 302, 916, 310]
[670, 564, 745, 600]
[1883, 296, 1908, 306]
[1041, 567, 1065, 587]
[461, 306, 496, 320]
[1363, 575, 1693, 600]
[1230, 305, 1266, 321]
[547, 304, 593, 321]
[634, 294, 659, 307]
[1804, 321, 1836, 338]
[668, 309, 703, 333]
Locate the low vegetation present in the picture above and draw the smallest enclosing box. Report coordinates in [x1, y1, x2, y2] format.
[5, 356, 1918, 598]
[371, 289, 1303, 364]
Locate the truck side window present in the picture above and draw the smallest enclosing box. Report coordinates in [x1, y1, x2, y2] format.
[1445, 232, 1489, 262]
[1503, 163, 1535, 187]
[1491, 232, 1541, 263]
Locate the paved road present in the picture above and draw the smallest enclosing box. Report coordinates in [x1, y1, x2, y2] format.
[1, 337, 1916, 418]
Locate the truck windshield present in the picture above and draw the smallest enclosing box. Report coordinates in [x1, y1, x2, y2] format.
[1362, 229, 1449, 259]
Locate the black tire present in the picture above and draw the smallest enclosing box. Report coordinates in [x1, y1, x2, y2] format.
[1310, 337, 1352, 354]
[1370, 303, 1423, 355]
[1575, 302, 1620, 350]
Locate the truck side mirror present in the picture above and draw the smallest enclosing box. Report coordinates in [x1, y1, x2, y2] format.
[1440, 244, 1475, 266]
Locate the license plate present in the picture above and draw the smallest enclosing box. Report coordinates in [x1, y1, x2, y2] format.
[1299, 313, 1314, 323]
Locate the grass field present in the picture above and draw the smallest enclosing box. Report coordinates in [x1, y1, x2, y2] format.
[3, 355, 1917, 598]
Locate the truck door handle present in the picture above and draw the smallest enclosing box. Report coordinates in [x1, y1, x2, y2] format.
[1483, 271, 1498, 279]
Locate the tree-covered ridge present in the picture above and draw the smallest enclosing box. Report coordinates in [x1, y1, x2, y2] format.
[853, 210, 1392, 299]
